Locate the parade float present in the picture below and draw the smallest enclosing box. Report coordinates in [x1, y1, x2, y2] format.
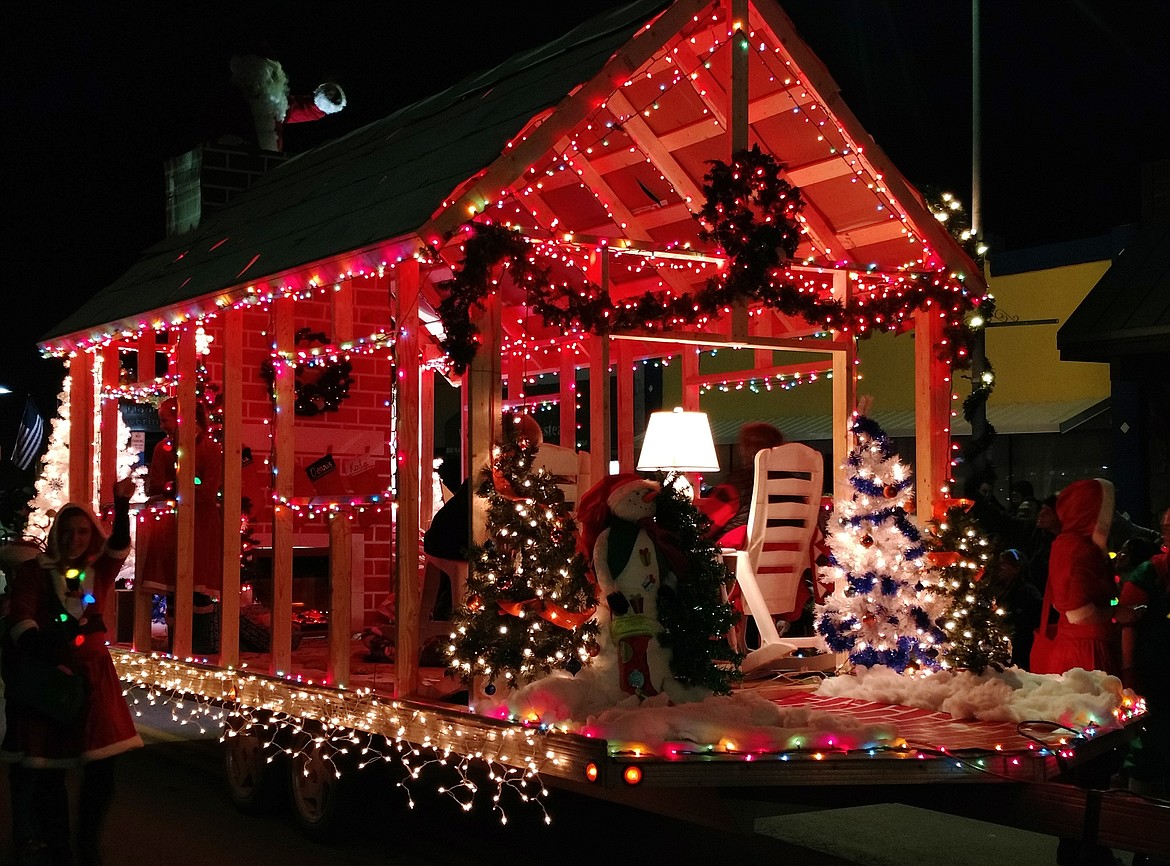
[25, 0, 1160, 856]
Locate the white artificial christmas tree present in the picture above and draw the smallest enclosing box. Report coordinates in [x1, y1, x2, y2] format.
[815, 413, 950, 672]
[25, 370, 71, 543]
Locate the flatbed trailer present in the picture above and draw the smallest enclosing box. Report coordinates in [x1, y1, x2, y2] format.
[110, 648, 1168, 862]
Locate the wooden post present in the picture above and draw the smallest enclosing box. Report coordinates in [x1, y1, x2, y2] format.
[830, 271, 855, 501]
[271, 296, 295, 675]
[171, 326, 198, 659]
[616, 341, 635, 472]
[133, 334, 156, 652]
[589, 248, 611, 476]
[219, 307, 243, 668]
[99, 345, 121, 639]
[328, 512, 352, 687]
[421, 366, 435, 526]
[329, 274, 356, 687]
[68, 352, 95, 508]
[914, 307, 952, 522]
[588, 337, 610, 478]
[682, 346, 700, 412]
[559, 353, 577, 449]
[729, 0, 750, 339]
[393, 260, 423, 697]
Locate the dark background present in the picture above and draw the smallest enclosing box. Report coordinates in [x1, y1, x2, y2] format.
[3, 0, 1168, 496]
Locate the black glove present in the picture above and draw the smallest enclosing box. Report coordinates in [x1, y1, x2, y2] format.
[16, 626, 68, 665]
[109, 495, 131, 550]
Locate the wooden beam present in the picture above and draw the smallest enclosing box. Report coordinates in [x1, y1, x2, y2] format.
[611, 329, 849, 353]
[605, 91, 706, 206]
[394, 260, 424, 698]
[785, 155, 855, 187]
[838, 218, 909, 249]
[589, 335, 610, 479]
[171, 326, 198, 660]
[271, 296, 296, 675]
[689, 359, 831, 389]
[133, 332, 155, 651]
[682, 346, 700, 412]
[98, 344, 121, 640]
[424, 0, 713, 241]
[749, 0, 986, 291]
[68, 352, 95, 508]
[830, 273, 855, 501]
[328, 512, 352, 687]
[219, 306, 243, 669]
[914, 307, 953, 521]
[731, 0, 749, 153]
[616, 341, 635, 472]
[565, 89, 815, 185]
[560, 353, 577, 449]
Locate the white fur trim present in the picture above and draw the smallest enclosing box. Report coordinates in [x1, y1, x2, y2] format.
[314, 83, 346, 114]
[83, 734, 144, 763]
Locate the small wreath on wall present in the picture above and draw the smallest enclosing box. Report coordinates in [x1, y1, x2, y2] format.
[260, 328, 354, 416]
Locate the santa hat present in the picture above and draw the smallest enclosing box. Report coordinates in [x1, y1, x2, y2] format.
[575, 472, 650, 565]
[313, 82, 347, 114]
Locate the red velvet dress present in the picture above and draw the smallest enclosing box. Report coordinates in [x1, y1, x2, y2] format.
[1038, 479, 1121, 676]
[1, 511, 143, 768]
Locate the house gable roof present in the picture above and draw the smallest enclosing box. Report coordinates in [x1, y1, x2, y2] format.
[42, 0, 983, 354]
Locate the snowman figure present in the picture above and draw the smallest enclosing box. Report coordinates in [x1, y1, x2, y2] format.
[581, 474, 677, 699]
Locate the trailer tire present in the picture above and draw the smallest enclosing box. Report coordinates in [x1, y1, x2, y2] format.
[223, 717, 285, 814]
[287, 738, 346, 841]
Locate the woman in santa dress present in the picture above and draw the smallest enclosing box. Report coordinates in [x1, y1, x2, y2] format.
[1, 478, 142, 865]
[1034, 478, 1121, 676]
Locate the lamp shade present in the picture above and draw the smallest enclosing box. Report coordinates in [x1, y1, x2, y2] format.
[636, 408, 720, 472]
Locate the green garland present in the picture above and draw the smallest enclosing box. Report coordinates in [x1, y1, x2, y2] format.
[432, 146, 987, 376]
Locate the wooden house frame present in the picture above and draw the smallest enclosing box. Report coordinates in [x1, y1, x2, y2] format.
[38, 0, 985, 700]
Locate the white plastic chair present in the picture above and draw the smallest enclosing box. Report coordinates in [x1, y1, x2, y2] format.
[533, 444, 591, 516]
[733, 442, 824, 673]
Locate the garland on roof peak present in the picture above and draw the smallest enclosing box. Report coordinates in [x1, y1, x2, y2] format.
[429, 147, 987, 375]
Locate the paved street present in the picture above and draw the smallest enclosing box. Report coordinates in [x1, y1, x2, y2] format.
[0, 688, 1143, 865]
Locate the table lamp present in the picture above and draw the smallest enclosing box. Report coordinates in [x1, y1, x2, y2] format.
[636, 408, 720, 495]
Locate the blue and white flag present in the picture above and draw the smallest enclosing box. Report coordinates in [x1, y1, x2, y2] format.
[12, 397, 45, 470]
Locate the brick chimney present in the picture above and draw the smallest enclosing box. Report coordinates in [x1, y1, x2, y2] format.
[164, 144, 287, 236]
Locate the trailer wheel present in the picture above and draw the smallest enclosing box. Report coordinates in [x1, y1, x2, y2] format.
[288, 739, 345, 841]
[223, 720, 283, 814]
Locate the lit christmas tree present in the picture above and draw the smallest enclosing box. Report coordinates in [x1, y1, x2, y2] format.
[926, 501, 1012, 673]
[25, 370, 71, 542]
[651, 476, 743, 694]
[815, 414, 949, 672]
[448, 411, 599, 694]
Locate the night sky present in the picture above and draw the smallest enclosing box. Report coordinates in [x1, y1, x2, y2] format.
[3, 0, 1168, 483]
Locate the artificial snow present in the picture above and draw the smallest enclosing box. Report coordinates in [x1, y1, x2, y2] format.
[482, 661, 1137, 754]
[816, 664, 1134, 732]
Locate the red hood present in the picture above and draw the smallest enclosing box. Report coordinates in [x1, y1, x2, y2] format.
[1055, 478, 1114, 551]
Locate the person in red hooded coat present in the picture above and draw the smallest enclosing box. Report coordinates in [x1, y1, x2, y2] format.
[1032, 478, 1121, 677]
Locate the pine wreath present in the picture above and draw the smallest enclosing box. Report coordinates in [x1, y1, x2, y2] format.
[259, 329, 354, 416]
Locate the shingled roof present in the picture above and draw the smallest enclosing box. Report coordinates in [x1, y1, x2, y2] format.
[42, 0, 983, 352]
[41, 0, 671, 344]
